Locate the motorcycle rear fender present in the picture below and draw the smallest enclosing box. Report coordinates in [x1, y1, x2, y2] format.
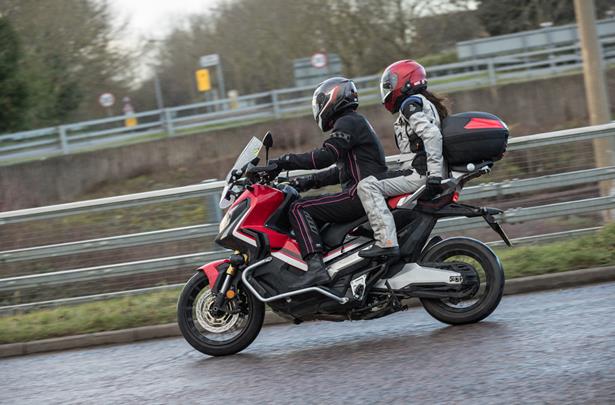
[427, 203, 511, 247]
[198, 259, 230, 289]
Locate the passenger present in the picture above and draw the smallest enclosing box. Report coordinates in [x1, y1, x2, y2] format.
[270, 77, 387, 288]
[357, 60, 448, 258]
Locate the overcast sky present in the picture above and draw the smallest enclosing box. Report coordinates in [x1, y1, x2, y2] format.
[107, 0, 220, 43]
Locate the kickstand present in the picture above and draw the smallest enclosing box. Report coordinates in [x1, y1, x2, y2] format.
[385, 280, 405, 311]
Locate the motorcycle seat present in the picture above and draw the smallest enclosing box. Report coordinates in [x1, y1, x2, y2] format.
[320, 216, 369, 249]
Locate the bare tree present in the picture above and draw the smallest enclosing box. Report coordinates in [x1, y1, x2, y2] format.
[140, 0, 475, 105]
[477, 0, 614, 36]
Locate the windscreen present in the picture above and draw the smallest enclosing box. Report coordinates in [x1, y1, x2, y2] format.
[219, 136, 263, 209]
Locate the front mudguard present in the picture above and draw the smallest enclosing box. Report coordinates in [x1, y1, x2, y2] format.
[198, 259, 230, 292]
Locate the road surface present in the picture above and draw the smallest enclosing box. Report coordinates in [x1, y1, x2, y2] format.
[1, 282, 614, 404]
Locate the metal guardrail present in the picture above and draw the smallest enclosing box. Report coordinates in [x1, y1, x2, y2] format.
[0, 182, 225, 224]
[457, 17, 615, 59]
[2, 165, 614, 265]
[0, 223, 219, 263]
[461, 166, 615, 200]
[1, 36, 614, 163]
[0, 283, 186, 314]
[0, 251, 228, 293]
[435, 195, 615, 233]
[1, 226, 605, 315]
[0, 194, 612, 300]
[1, 123, 615, 311]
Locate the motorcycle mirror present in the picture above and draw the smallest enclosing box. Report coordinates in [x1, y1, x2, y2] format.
[263, 131, 273, 148]
[263, 131, 273, 162]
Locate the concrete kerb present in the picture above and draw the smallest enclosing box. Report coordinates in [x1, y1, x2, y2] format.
[1, 266, 614, 359]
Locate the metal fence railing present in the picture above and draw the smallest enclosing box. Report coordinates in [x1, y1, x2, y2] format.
[1, 35, 614, 164]
[456, 17, 615, 59]
[1, 122, 615, 313]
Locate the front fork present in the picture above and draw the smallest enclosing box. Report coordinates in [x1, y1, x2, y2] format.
[211, 252, 247, 315]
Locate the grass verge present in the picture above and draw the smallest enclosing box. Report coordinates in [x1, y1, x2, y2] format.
[1, 224, 614, 344]
[0, 290, 180, 344]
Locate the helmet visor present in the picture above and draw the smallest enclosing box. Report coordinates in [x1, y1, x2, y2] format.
[379, 70, 397, 103]
[311, 92, 320, 121]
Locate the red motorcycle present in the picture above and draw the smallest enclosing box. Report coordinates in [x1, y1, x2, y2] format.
[178, 124, 511, 356]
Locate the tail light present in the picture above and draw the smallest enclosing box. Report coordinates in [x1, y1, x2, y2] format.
[452, 191, 460, 203]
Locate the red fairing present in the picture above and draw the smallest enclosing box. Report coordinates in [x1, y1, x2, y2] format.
[238, 185, 289, 248]
[387, 193, 412, 209]
[277, 238, 303, 259]
[199, 259, 230, 286]
[464, 118, 505, 130]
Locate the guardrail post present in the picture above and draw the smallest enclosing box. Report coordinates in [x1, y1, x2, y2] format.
[271, 90, 280, 119]
[58, 125, 69, 154]
[163, 108, 175, 137]
[549, 52, 557, 74]
[487, 59, 497, 86]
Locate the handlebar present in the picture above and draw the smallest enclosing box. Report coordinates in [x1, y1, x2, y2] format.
[246, 163, 280, 174]
[244, 162, 282, 186]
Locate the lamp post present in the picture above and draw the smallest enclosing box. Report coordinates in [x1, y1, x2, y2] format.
[145, 39, 168, 132]
[574, 0, 614, 221]
[153, 69, 164, 110]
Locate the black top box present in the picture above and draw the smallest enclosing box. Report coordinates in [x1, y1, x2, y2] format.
[441, 111, 509, 166]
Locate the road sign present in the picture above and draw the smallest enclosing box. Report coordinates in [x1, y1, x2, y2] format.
[294, 53, 342, 87]
[199, 54, 220, 68]
[310, 52, 328, 69]
[195, 69, 212, 92]
[98, 93, 115, 108]
[198, 54, 225, 102]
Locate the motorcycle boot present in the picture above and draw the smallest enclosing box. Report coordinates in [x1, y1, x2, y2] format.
[359, 245, 400, 259]
[289, 253, 331, 289]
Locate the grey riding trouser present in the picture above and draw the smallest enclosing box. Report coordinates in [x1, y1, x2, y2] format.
[356, 172, 426, 248]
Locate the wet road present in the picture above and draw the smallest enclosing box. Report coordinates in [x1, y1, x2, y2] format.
[2, 283, 615, 404]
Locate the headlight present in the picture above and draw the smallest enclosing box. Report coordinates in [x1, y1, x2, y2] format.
[219, 210, 232, 233]
[216, 199, 250, 245]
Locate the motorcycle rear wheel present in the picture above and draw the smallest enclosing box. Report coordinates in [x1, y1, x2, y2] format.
[419, 237, 505, 325]
[177, 272, 265, 356]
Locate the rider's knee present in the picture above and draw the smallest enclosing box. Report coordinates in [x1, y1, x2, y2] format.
[357, 175, 378, 197]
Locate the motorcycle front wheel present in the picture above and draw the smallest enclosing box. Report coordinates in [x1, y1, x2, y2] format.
[177, 271, 265, 356]
[419, 237, 505, 325]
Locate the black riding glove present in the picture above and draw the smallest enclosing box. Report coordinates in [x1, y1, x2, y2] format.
[290, 175, 315, 192]
[267, 162, 283, 179]
[269, 154, 293, 170]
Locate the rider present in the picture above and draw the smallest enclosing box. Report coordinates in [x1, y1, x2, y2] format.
[270, 77, 387, 288]
[357, 60, 449, 258]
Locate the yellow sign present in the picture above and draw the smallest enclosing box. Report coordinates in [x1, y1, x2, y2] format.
[196, 69, 211, 92]
[125, 116, 138, 127]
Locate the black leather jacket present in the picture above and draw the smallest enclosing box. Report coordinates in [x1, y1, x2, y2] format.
[277, 111, 387, 193]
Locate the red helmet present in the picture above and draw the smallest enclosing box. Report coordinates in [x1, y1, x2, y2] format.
[380, 60, 427, 113]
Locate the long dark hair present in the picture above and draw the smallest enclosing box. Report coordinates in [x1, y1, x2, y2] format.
[418, 89, 449, 122]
